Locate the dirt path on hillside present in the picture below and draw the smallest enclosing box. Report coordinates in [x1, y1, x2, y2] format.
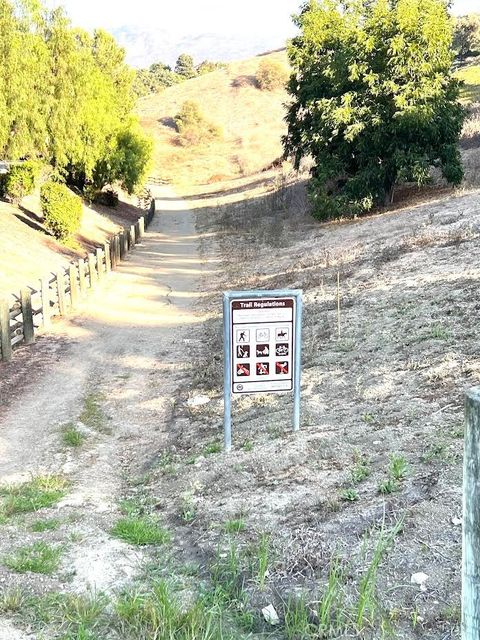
[0, 187, 209, 635]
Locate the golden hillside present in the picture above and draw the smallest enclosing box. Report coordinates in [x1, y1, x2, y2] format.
[137, 50, 290, 185]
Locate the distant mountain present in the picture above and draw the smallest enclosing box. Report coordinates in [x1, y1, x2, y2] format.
[112, 26, 293, 68]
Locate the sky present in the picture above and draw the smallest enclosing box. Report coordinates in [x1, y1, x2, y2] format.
[46, 0, 479, 68]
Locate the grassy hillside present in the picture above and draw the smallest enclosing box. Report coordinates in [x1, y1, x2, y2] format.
[0, 190, 145, 296]
[137, 50, 290, 185]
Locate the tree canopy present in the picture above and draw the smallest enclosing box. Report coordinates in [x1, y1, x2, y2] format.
[283, 0, 466, 219]
[0, 0, 151, 194]
[453, 14, 480, 59]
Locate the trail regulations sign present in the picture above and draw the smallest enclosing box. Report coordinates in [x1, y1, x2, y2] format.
[231, 297, 296, 394]
[223, 289, 303, 450]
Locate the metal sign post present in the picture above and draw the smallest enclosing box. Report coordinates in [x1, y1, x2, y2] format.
[223, 289, 303, 451]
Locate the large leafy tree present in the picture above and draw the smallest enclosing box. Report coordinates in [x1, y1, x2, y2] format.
[284, 0, 466, 219]
[0, 0, 151, 196]
[453, 14, 480, 59]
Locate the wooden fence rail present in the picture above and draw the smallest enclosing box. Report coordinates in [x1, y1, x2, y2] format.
[0, 198, 156, 362]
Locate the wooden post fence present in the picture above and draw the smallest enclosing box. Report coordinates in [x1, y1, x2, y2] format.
[20, 288, 35, 345]
[57, 270, 66, 316]
[69, 265, 79, 308]
[41, 276, 51, 328]
[0, 200, 156, 362]
[463, 386, 480, 639]
[0, 299, 12, 362]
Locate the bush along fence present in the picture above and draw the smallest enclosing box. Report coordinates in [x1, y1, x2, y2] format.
[0, 199, 156, 363]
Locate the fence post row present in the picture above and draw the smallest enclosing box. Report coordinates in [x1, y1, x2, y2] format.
[0, 200, 155, 362]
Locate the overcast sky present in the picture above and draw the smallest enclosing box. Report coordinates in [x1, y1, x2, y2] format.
[45, 0, 479, 67]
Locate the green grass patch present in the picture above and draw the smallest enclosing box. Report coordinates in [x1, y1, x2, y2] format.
[111, 516, 171, 546]
[79, 392, 109, 433]
[0, 475, 68, 519]
[203, 441, 222, 455]
[224, 518, 246, 534]
[62, 423, 86, 447]
[4, 542, 62, 574]
[455, 64, 480, 103]
[30, 518, 61, 532]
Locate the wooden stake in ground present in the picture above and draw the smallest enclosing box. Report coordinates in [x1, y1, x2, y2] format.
[337, 271, 341, 338]
[463, 386, 480, 639]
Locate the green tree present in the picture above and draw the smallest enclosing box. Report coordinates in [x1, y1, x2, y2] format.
[284, 0, 466, 219]
[453, 14, 480, 59]
[175, 53, 196, 79]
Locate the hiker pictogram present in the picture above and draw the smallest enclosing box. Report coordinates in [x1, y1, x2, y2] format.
[276, 343, 289, 357]
[276, 361, 289, 374]
[256, 362, 269, 376]
[237, 363, 250, 376]
[276, 327, 289, 340]
[237, 344, 250, 359]
[256, 328, 270, 342]
[236, 329, 250, 343]
[256, 344, 269, 357]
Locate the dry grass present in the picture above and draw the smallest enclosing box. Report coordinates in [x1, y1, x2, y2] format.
[0, 189, 148, 296]
[137, 51, 290, 186]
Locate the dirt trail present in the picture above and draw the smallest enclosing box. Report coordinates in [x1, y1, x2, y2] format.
[0, 187, 207, 603]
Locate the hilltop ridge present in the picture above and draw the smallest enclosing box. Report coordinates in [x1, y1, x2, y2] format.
[137, 50, 290, 185]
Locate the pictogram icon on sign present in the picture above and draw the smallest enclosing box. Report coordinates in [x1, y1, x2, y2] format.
[256, 328, 270, 342]
[237, 363, 250, 376]
[236, 329, 250, 343]
[275, 343, 289, 357]
[276, 327, 289, 341]
[256, 362, 269, 376]
[237, 344, 250, 358]
[256, 344, 269, 357]
[276, 361, 289, 374]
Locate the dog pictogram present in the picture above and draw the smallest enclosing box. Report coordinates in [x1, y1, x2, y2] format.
[256, 344, 269, 357]
[237, 344, 250, 358]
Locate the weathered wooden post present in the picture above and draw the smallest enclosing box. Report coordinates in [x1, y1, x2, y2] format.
[57, 271, 66, 316]
[104, 242, 111, 273]
[41, 276, 51, 328]
[139, 216, 145, 238]
[135, 221, 140, 242]
[130, 224, 136, 247]
[114, 234, 120, 265]
[119, 232, 125, 260]
[463, 386, 480, 639]
[96, 248, 104, 281]
[88, 253, 97, 287]
[78, 259, 87, 296]
[69, 264, 79, 308]
[0, 298, 12, 362]
[20, 288, 35, 345]
[122, 231, 128, 256]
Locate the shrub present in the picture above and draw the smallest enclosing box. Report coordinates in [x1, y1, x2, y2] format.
[0, 161, 40, 203]
[40, 181, 83, 241]
[174, 101, 221, 146]
[256, 59, 289, 91]
[93, 188, 119, 207]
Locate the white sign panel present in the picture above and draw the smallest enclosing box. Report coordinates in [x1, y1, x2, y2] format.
[230, 297, 296, 394]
